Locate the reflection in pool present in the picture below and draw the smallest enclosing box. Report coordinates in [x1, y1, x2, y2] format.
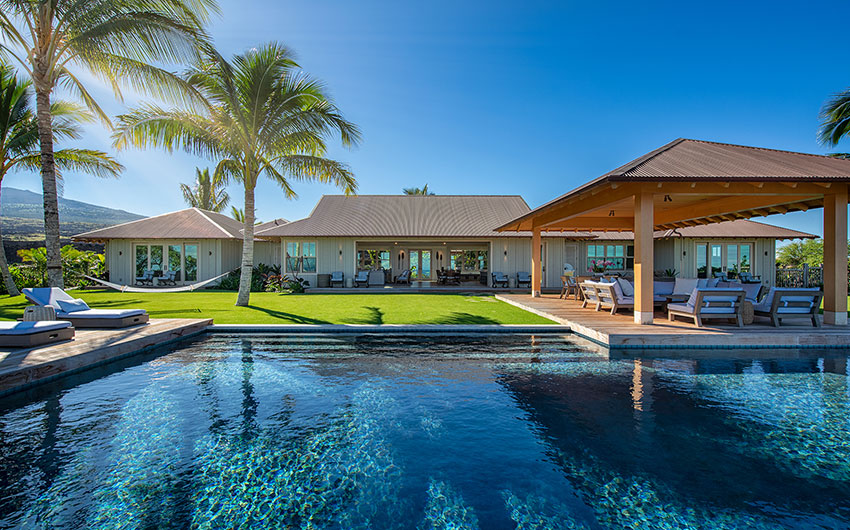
[0, 334, 848, 529]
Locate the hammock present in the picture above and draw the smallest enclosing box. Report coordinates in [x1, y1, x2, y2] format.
[84, 270, 235, 293]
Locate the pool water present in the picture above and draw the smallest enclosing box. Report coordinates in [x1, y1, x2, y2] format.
[1, 334, 849, 529]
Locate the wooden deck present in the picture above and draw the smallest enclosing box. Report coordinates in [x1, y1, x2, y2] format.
[496, 294, 850, 349]
[0, 318, 212, 397]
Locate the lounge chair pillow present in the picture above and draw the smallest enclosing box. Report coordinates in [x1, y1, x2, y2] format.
[616, 278, 634, 297]
[673, 278, 698, 295]
[697, 278, 719, 288]
[55, 298, 90, 314]
[607, 280, 625, 300]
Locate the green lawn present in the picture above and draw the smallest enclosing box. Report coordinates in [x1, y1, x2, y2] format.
[0, 290, 555, 325]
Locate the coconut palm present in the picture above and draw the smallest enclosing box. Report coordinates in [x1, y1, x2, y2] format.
[819, 90, 850, 153]
[0, 65, 122, 296]
[0, 0, 218, 288]
[181, 167, 229, 212]
[113, 43, 360, 306]
[403, 184, 434, 195]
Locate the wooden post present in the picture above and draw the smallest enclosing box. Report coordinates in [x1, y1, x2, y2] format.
[633, 192, 654, 324]
[823, 187, 848, 325]
[531, 227, 542, 297]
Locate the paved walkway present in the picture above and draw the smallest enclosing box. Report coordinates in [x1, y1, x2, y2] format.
[496, 294, 850, 350]
[0, 318, 211, 396]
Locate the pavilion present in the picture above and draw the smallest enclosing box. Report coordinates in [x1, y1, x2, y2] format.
[497, 139, 850, 325]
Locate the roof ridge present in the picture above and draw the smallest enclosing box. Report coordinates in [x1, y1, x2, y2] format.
[72, 207, 196, 238]
[605, 138, 687, 177]
[682, 138, 849, 162]
[194, 207, 237, 238]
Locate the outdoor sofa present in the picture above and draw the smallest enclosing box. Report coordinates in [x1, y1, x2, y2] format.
[752, 287, 823, 328]
[0, 320, 74, 348]
[23, 288, 149, 328]
[667, 288, 746, 327]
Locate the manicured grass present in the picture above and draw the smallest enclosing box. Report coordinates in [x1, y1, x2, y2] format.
[0, 290, 555, 325]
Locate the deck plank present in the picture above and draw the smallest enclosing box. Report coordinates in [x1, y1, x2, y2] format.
[496, 294, 850, 349]
[0, 318, 212, 396]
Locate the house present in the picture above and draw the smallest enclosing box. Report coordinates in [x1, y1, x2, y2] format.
[254, 195, 812, 288]
[74, 195, 813, 289]
[72, 208, 283, 285]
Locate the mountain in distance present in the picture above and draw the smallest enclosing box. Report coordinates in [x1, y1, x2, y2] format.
[1, 186, 144, 241]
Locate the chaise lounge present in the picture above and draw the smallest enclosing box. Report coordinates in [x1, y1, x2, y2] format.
[0, 320, 75, 348]
[752, 288, 823, 328]
[23, 288, 150, 328]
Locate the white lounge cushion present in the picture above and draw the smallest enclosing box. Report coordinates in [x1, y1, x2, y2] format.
[655, 281, 675, 295]
[57, 308, 147, 319]
[0, 320, 72, 335]
[617, 278, 634, 297]
[673, 278, 698, 295]
[667, 303, 694, 314]
[55, 298, 90, 313]
[23, 287, 76, 307]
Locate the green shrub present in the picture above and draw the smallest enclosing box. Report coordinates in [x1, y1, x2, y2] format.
[217, 264, 282, 292]
[0, 245, 106, 295]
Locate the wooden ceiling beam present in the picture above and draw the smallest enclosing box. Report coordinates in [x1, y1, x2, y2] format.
[654, 194, 816, 225]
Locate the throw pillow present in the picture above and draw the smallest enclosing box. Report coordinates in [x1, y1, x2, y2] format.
[55, 298, 90, 313]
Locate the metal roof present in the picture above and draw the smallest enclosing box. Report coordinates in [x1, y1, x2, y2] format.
[256, 195, 532, 238]
[562, 219, 815, 240]
[500, 138, 850, 231]
[73, 208, 248, 240]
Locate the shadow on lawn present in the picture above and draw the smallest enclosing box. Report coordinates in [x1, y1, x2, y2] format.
[246, 305, 331, 325]
[421, 312, 501, 325]
[344, 306, 385, 325]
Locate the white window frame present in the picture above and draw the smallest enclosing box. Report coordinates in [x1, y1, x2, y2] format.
[285, 241, 318, 274]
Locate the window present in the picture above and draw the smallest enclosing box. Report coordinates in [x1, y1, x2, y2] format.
[695, 243, 752, 279]
[136, 243, 197, 281]
[587, 244, 632, 271]
[450, 250, 488, 272]
[286, 241, 317, 273]
[358, 249, 390, 270]
[168, 245, 182, 281]
[184, 244, 198, 281]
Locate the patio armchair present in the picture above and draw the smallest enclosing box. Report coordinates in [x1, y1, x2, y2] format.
[157, 270, 178, 286]
[135, 269, 154, 286]
[667, 288, 746, 327]
[491, 272, 509, 288]
[560, 275, 578, 300]
[515, 272, 531, 288]
[752, 288, 823, 328]
[395, 269, 411, 285]
[354, 270, 370, 287]
[713, 272, 729, 282]
[738, 272, 761, 284]
[330, 271, 344, 287]
[594, 281, 634, 315]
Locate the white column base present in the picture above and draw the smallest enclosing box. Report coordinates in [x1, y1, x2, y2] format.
[634, 311, 654, 325]
[532, 290, 541, 298]
[823, 310, 848, 326]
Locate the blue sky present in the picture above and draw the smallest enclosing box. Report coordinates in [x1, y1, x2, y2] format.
[3, 0, 848, 236]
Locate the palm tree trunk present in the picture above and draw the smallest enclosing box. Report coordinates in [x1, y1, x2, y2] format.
[0, 187, 20, 296]
[35, 86, 64, 289]
[235, 182, 255, 306]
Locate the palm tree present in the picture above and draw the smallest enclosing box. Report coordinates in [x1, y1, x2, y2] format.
[0, 0, 218, 288]
[181, 167, 229, 212]
[819, 90, 850, 152]
[113, 43, 360, 306]
[403, 184, 434, 195]
[0, 65, 122, 296]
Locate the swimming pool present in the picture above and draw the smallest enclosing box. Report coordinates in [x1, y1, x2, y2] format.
[0, 334, 848, 529]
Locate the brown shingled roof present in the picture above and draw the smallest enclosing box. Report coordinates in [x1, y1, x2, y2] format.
[73, 208, 247, 240]
[256, 195, 532, 238]
[560, 219, 815, 241]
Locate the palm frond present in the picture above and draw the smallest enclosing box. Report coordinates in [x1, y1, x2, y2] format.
[819, 89, 850, 146]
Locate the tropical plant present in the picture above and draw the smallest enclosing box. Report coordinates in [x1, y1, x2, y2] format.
[113, 42, 360, 306]
[776, 239, 850, 269]
[403, 184, 434, 195]
[180, 167, 229, 211]
[16, 245, 105, 288]
[0, 0, 218, 288]
[820, 90, 850, 150]
[588, 259, 615, 274]
[0, 64, 122, 297]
